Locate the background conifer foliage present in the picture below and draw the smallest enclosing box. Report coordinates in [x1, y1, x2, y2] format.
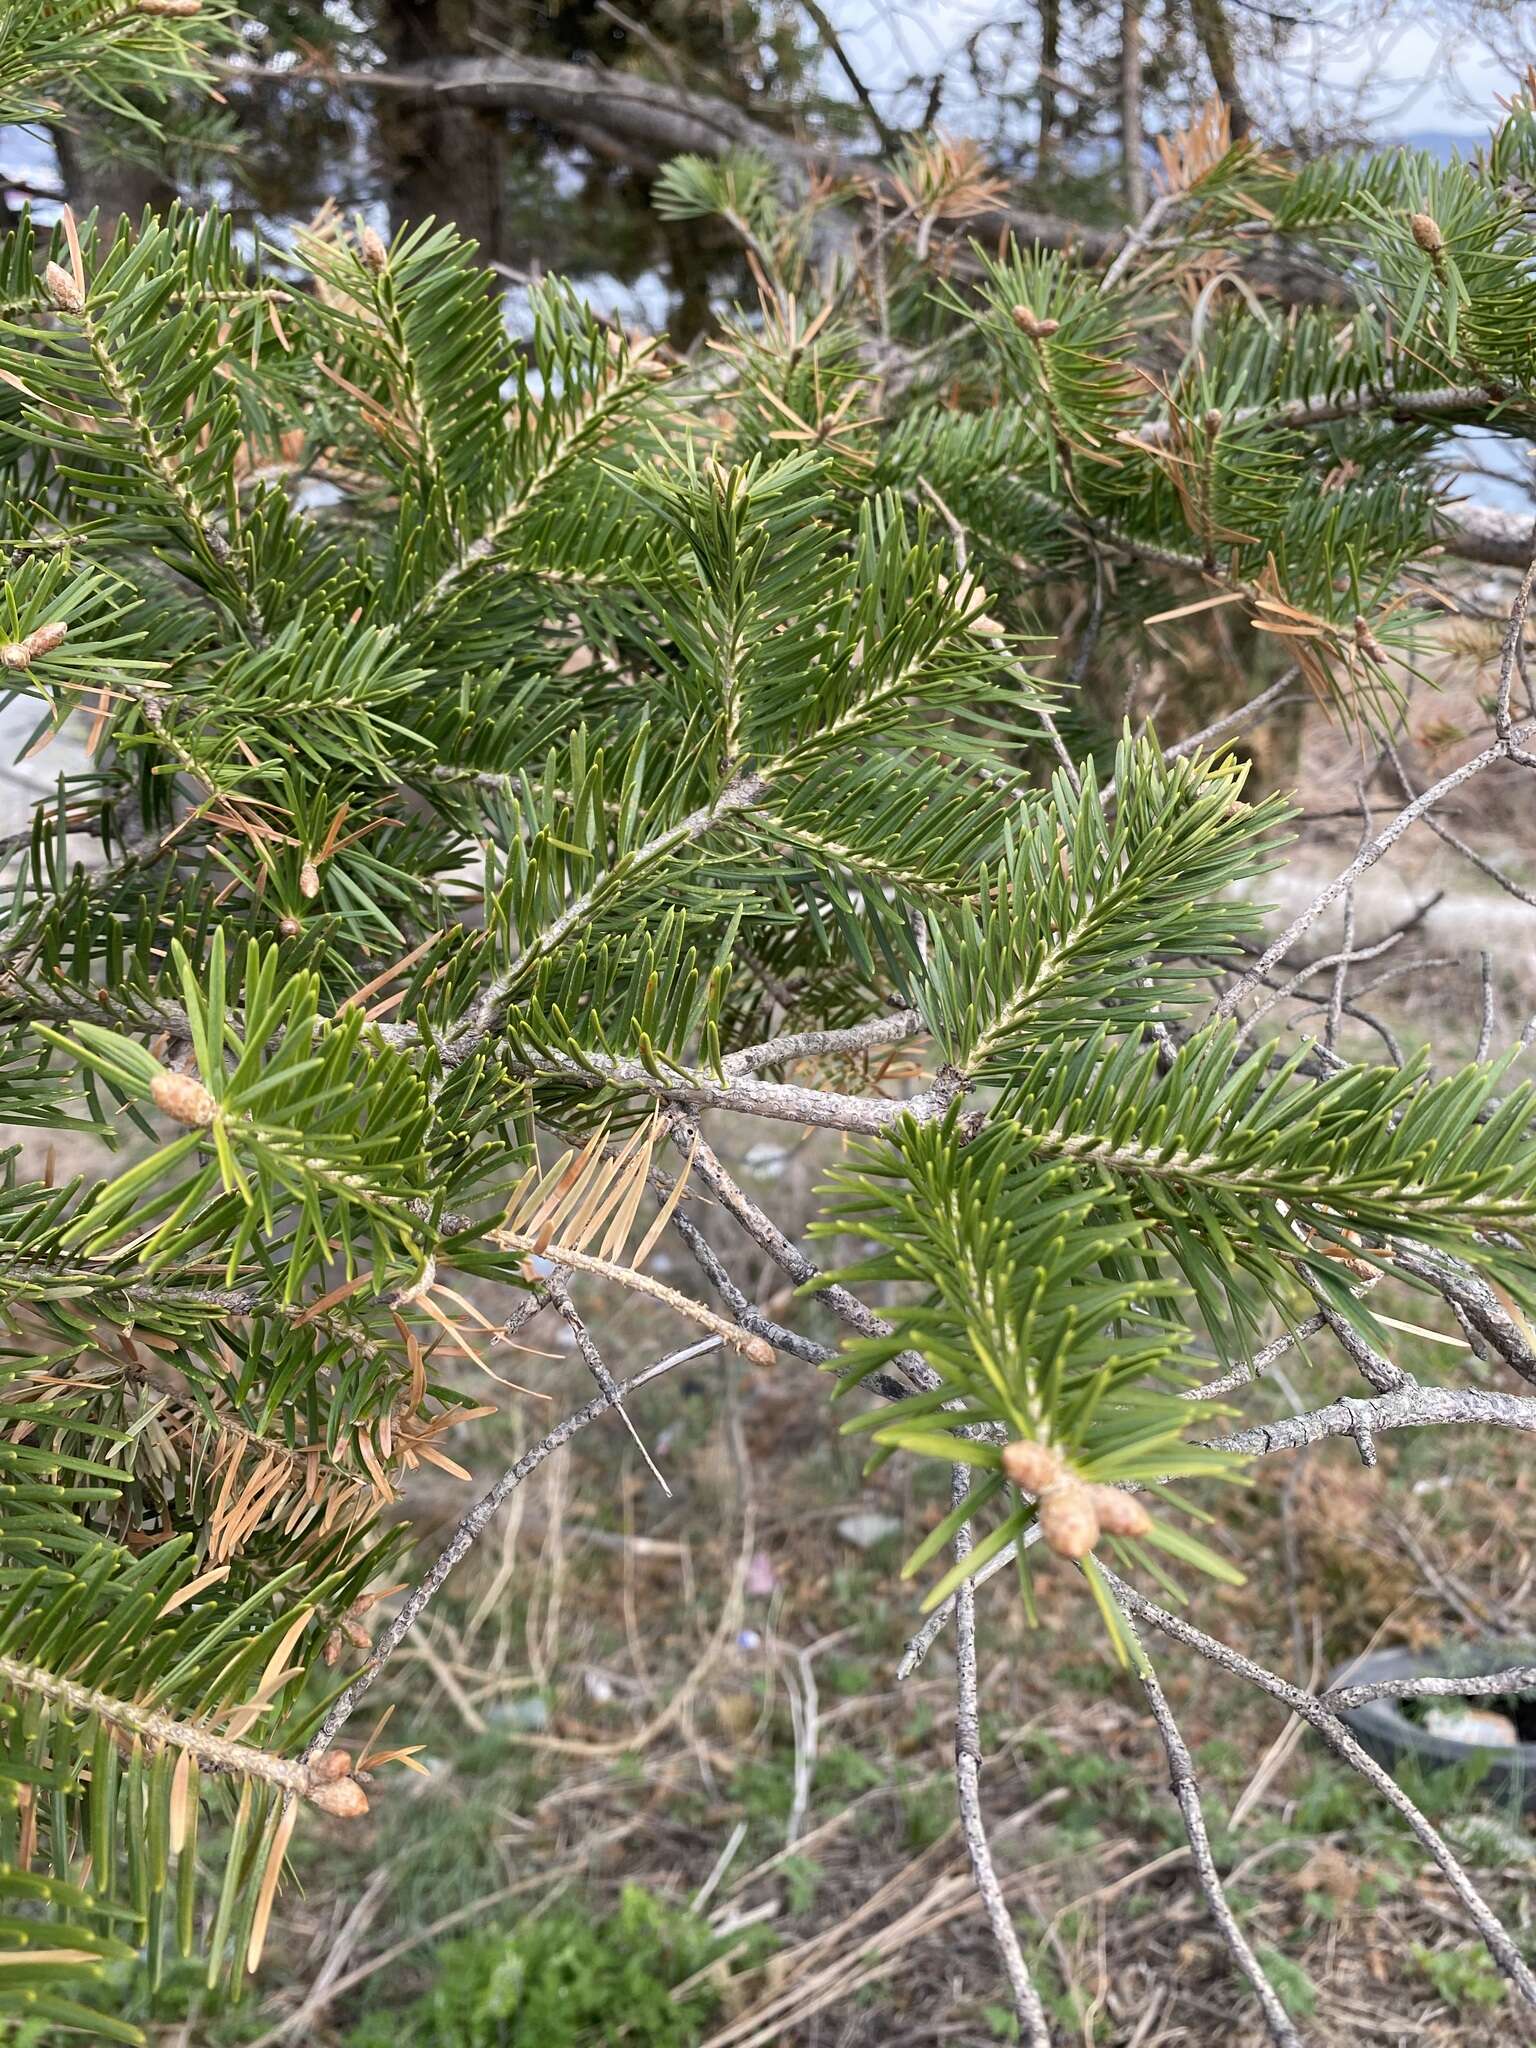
[4, 6, 1536, 2042]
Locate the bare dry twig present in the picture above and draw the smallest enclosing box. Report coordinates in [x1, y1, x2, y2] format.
[1101, 1569, 1536, 2011]
[1216, 719, 1536, 1021]
[1127, 1621, 1305, 2047]
[1325, 1661, 1536, 1711]
[301, 1333, 725, 1766]
[951, 1469, 1053, 2046]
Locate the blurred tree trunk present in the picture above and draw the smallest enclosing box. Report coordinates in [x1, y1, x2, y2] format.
[377, 0, 506, 260]
[53, 126, 177, 238]
[1038, 0, 1062, 169]
[1120, 0, 1145, 216]
[1188, 0, 1252, 138]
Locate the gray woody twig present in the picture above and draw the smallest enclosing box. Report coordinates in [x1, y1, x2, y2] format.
[1216, 717, 1536, 1022]
[1324, 1662, 1536, 1711]
[1101, 1569, 1536, 2010]
[301, 1331, 718, 1766]
[951, 1470, 1053, 2046]
[663, 1108, 941, 1393]
[1129, 1622, 1306, 2047]
[548, 1279, 672, 1496]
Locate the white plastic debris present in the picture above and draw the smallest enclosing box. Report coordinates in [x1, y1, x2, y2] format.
[836, 1510, 901, 1550]
[1423, 1706, 1519, 1748]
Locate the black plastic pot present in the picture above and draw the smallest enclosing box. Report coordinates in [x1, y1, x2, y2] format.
[1329, 1645, 1536, 1812]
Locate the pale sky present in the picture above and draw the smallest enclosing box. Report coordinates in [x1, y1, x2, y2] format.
[814, 1, 1529, 144]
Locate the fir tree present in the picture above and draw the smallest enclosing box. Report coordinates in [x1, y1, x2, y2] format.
[2, 16, 1536, 2043]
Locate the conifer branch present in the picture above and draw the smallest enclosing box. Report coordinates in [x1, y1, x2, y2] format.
[68, 290, 263, 639]
[1209, 1381, 1536, 1456]
[0, 1651, 361, 1813]
[1385, 1240, 1536, 1386]
[718, 1008, 924, 1077]
[423, 773, 769, 1068]
[1129, 380, 1526, 449]
[502, 1041, 969, 1132]
[897, 1378, 1536, 1679]
[11, 34, 1536, 2018]
[662, 1108, 941, 1391]
[420, 334, 669, 620]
